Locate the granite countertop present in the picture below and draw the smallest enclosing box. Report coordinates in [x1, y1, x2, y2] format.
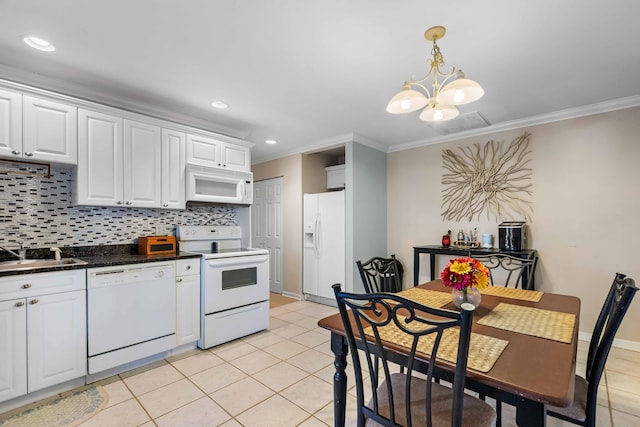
[0, 244, 201, 278]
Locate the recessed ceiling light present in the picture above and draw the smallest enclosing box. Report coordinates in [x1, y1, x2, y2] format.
[265, 139, 277, 145]
[210, 101, 228, 109]
[23, 36, 56, 52]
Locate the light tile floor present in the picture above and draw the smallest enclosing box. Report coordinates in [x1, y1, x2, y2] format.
[4, 295, 640, 426]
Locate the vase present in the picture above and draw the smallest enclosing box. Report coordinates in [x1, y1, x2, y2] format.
[451, 287, 482, 309]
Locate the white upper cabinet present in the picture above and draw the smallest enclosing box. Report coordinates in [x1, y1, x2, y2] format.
[123, 120, 161, 208]
[187, 133, 250, 172]
[186, 134, 221, 166]
[75, 109, 124, 206]
[0, 89, 22, 158]
[222, 142, 251, 171]
[76, 113, 163, 208]
[23, 96, 78, 164]
[161, 129, 186, 209]
[0, 90, 77, 165]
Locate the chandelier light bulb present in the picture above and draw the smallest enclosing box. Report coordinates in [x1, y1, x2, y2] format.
[400, 99, 412, 110]
[386, 86, 428, 114]
[437, 77, 484, 106]
[419, 103, 459, 122]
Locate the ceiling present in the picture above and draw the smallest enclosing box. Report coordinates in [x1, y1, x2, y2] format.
[2, 1, 640, 164]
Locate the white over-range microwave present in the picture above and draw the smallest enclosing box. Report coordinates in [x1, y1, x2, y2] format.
[186, 164, 253, 205]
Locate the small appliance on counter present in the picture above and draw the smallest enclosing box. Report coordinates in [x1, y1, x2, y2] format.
[498, 221, 527, 251]
[138, 236, 177, 255]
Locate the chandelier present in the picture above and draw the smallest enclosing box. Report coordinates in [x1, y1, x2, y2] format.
[386, 26, 484, 122]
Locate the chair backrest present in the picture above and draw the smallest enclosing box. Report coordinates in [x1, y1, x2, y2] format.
[583, 273, 638, 423]
[332, 283, 474, 427]
[356, 255, 402, 293]
[472, 253, 537, 289]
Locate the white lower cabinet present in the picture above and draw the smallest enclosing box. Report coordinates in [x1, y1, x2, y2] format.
[176, 259, 201, 346]
[0, 299, 27, 402]
[0, 270, 86, 403]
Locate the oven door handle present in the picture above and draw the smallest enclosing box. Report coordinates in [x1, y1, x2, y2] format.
[205, 254, 269, 268]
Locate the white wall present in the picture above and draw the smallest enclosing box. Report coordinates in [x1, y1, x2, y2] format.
[387, 106, 640, 345]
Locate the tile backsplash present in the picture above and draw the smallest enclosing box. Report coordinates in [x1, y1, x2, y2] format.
[0, 164, 238, 249]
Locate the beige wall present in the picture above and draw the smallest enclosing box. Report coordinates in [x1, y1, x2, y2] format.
[252, 154, 303, 296]
[302, 153, 332, 194]
[387, 106, 640, 344]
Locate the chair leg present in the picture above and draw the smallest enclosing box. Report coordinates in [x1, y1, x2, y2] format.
[495, 400, 502, 427]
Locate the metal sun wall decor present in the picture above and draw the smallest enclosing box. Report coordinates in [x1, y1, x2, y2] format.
[441, 132, 532, 222]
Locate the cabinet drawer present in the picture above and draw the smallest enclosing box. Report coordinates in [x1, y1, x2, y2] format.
[0, 270, 86, 301]
[176, 259, 200, 276]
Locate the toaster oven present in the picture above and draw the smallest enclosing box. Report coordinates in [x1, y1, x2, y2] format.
[138, 236, 177, 255]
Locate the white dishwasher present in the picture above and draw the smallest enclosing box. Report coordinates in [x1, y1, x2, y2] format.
[87, 262, 176, 374]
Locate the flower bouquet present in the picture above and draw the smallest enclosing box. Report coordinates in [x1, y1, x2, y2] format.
[440, 257, 490, 308]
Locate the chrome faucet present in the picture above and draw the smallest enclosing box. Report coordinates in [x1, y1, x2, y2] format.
[0, 241, 26, 260]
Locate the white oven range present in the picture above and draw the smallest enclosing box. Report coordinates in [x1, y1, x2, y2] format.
[177, 225, 269, 349]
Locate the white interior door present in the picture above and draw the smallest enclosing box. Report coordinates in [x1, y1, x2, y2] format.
[252, 177, 284, 294]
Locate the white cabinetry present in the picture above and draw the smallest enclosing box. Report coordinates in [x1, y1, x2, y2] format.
[0, 89, 22, 159]
[186, 134, 251, 171]
[0, 89, 77, 165]
[22, 96, 78, 164]
[326, 164, 346, 189]
[76, 110, 164, 208]
[76, 109, 124, 206]
[0, 298, 27, 402]
[175, 258, 201, 345]
[0, 270, 86, 403]
[161, 129, 186, 209]
[123, 120, 161, 208]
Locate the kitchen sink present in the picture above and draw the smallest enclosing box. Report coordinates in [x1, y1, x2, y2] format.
[0, 258, 88, 272]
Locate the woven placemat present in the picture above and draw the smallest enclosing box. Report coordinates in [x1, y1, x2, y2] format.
[365, 319, 508, 373]
[480, 286, 544, 302]
[396, 287, 452, 308]
[477, 303, 575, 343]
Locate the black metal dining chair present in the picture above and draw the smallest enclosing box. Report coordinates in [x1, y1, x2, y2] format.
[472, 253, 538, 290]
[546, 273, 638, 426]
[332, 283, 495, 427]
[357, 255, 403, 293]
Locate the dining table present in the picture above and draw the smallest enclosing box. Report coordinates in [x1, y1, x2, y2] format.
[317, 279, 580, 427]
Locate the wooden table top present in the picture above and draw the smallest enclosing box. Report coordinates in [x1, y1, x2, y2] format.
[317, 280, 580, 407]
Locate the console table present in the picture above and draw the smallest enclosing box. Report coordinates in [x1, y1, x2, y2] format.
[413, 245, 538, 289]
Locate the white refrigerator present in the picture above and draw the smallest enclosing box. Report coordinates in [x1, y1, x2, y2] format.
[303, 191, 345, 301]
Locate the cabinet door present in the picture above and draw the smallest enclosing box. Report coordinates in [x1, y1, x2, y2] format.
[161, 129, 186, 209]
[0, 89, 22, 159]
[76, 109, 124, 206]
[27, 290, 86, 393]
[186, 134, 221, 167]
[0, 299, 27, 402]
[176, 274, 200, 345]
[221, 143, 251, 171]
[23, 96, 78, 164]
[124, 120, 161, 207]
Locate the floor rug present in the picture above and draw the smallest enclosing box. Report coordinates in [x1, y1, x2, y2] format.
[0, 386, 109, 427]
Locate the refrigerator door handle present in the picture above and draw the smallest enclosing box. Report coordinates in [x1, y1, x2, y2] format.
[314, 215, 320, 257]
